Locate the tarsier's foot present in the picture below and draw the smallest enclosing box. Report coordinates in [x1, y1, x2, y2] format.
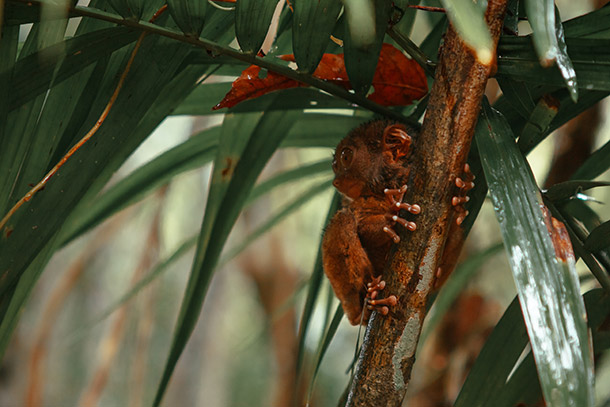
[452, 163, 475, 225]
[383, 184, 421, 243]
[365, 276, 398, 316]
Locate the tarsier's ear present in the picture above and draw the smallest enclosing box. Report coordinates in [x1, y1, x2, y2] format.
[382, 124, 412, 162]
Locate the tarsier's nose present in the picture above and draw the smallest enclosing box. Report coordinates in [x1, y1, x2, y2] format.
[333, 179, 340, 188]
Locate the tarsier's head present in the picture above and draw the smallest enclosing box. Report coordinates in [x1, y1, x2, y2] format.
[332, 120, 415, 199]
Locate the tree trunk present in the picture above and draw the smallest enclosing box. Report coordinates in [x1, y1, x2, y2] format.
[345, 1, 509, 405]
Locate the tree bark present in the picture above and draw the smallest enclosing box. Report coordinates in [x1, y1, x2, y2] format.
[345, 1, 508, 405]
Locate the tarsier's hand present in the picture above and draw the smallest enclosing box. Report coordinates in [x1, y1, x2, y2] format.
[382, 184, 421, 243]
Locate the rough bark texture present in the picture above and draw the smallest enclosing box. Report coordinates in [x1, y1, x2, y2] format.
[345, 1, 508, 405]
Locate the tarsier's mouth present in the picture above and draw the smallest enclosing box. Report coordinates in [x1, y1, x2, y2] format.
[333, 176, 363, 200]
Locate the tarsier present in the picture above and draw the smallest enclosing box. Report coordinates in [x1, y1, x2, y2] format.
[322, 120, 473, 325]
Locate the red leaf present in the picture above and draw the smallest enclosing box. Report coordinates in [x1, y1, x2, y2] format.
[213, 44, 428, 110]
[213, 64, 305, 110]
[368, 43, 428, 106]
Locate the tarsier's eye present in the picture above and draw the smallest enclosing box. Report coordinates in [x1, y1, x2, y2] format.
[340, 147, 353, 168]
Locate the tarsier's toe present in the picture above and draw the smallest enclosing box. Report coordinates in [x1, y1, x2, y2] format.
[452, 196, 470, 206]
[368, 295, 398, 308]
[383, 226, 401, 243]
[367, 278, 386, 293]
[456, 211, 469, 225]
[365, 277, 397, 316]
[452, 164, 475, 225]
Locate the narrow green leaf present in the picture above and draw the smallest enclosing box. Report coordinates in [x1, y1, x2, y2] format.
[459, 289, 610, 407]
[61, 116, 344, 248]
[497, 37, 609, 92]
[439, 0, 493, 65]
[545, 180, 610, 203]
[551, 202, 610, 291]
[496, 349, 543, 407]
[419, 15, 447, 65]
[496, 289, 610, 406]
[83, 235, 198, 332]
[342, 0, 375, 49]
[0, 39, 199, 298]
[0, 17, 68, 225]
[245, 159, 332, 204]
[106, 0, 135, 20]
[516, 94, 559, 153]
[0, 24, 18, 211]
[221, 179, 332, 264]
[74, 166, 333, 331]
[563, 3, 610, 40]
[306, 304, 344, 402]
[6, 27, 140, 111]
[571, 138, 610, 181]
[553, 8, 578, 101]
[454, 297, 528, 407]
[153, 94, 299, 406]
[585, 220, 610, 252]
[285, 113, 365, 148]
[523, 2, 578, 100]
[523, 0, 557, 63]
[296, 193, 342, 380]
[61, 127, 220, 244]
[495, 78, 536, 119]
[421, 243, 503, 345]
[292, 0, 341, 73]
[343, 0, 389, 94]
[235, 0, 279, 54]
[493, 86, 608, 155]
[503, 0, 519, 35]
[167, 0, 208, 37]
[477, 100, 594, 407]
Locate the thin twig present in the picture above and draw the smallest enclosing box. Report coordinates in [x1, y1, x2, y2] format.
[407, 5, 446, 13]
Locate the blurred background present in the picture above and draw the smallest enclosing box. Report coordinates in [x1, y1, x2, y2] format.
[1, 0, 609, 406]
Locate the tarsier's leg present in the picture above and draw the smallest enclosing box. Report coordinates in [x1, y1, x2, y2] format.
[382, 184, 421, 243]
[322, 208, 374, 325]
[436, 164, 476, 287]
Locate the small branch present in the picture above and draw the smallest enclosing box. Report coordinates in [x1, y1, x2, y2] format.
[345, 0, 509, 405]
[8, 0, 411, 124]
[407, 5, 446, 13]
